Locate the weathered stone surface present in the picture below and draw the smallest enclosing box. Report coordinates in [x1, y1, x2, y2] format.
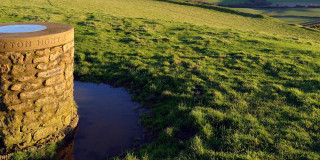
[3, 93, 19, 104]
[0, 22, 76, 156]
[33, 127, 54, 141]
[37, 67, 63, 78]
[45, 75, 64, 86]
[11, 64, 35, 74]
[14, 75, 34, 82]
[41, 102, 57, 112]
[9, 53, 24, 64]
[70, 47, 74, 58]
[35, 50, 44, 56]
[38, 112, 52, 122]
[66, 78, 73, 89]
[36, 63, 48, 70]
[23, 82, 41, 91]
[10, 81, 41, 91]
[64, 114, 72, 126]
[65, 64, 73, 79]
[35, 96, 54, 107]
[52, 46, 63, 53]
[33, 55, 49, 64]
[56, 100, 70, 114]
[44, 117, 63, 128]
[11, 65, 24, 74]
[63, 41, 74, 52]
[0, 64, 10, 73]
[21, 123, 39, 132]
[10, 83, 24, 91]
[54, 82, 66, 95]
[44, 49, 50, 55]
[24, 52, 33, 63]
[8, 101, 32, 111]
[49, 51, 62, 61]
[0, 55, 11, 64]
[4, 134, 23, 149]
[0, 83, 9, 92]
[61, 54, 71, 63]
[20, 133, 32, 148]
[20, 87, 53, 99]
[48, 58, 60, 68]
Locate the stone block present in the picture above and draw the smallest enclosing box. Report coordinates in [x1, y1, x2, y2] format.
[48, 58, 60, 68]
[45, 75, 64, 86]
[14, 75, 34, 82]
[64, 114, 72, 125]
[0, 55, 11, 64]
[61, 54, 72, 63]
[10, 83, 24, 91]
[24, 52, 33, 63]
[37, 67, 63, 78]
[11, 64, 35, 74]
[63, 41, 73, 52]
[3, 93, 19, 104]
[41, 102, 58, 112]
[49, 51, 62, 61]
[35, 50, 44, 56]
[20, 87, 53, 99]
[0, 83, 9, 92]
[8, 102, 29, 111]
[33, 127, 54, 141]
[44, 48, 50, 55]
[9, 52, 24, 64]
[0, 64, 10, 73]
[33, 55, 49, 64]
[54, 82, 66, 95]
[36, 63, 48, 70]
[10, 81, 41, 91]
[65, 64, 73, 79]
[21, 123, 39, 132]
[35, 96, 54, 107]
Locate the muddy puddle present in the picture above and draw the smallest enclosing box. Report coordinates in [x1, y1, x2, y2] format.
[58, 81, 146, 160]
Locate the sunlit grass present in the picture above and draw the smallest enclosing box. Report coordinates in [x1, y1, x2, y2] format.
[1, 0, 320, 159]
[2, 0, 320, 42]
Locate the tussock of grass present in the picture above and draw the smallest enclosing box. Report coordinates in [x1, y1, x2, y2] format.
[10, 143, 59, 160]
[1, 0, 320, 159]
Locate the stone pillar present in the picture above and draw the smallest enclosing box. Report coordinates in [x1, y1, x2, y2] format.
[0, 22, 78, 157]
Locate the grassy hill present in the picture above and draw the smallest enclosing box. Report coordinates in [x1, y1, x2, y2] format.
[173, 0, 320, 5]
[1, 0, 320, 159]
[235, 7, 320, 24]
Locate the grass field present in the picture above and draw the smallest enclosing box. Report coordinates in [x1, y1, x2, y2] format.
[235, 8, 320, 24]
[194, 0, 320, 5]
[2, 0, 320, 42]
[2, 0, 320, 159]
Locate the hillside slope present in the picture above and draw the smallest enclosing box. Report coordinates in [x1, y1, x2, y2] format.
[1, 0, 320, 159]
[2, 0, 320, 42]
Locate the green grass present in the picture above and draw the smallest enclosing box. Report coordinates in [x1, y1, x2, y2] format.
[196, 0, 320, 5]
[10, 143, 59, 160]
[235, 8, 320, 24]
[197, 0, 248, 5]
[1, 0, 320, 159]
[2, 0, 320, 42]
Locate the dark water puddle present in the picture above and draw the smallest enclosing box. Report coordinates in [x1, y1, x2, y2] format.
[58, 81, 146, 160]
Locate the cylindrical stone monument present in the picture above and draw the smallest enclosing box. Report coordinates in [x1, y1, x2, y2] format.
[0, 22, 78, 158]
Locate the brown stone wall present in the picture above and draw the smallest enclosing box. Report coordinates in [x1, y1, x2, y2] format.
[0, 41, 78, 156]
